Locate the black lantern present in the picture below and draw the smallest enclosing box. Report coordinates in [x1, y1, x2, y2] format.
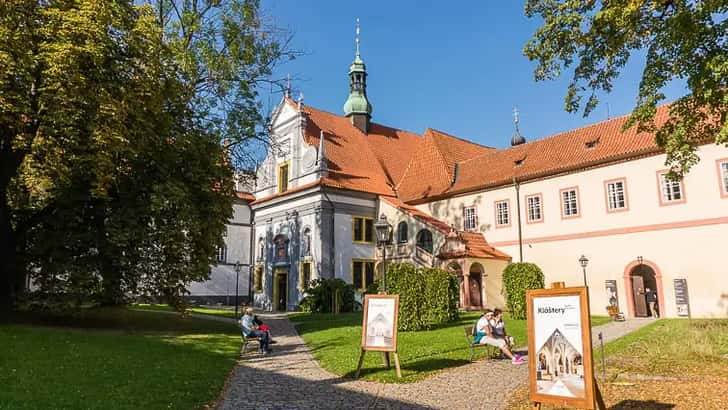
[579, 255, 589, 287]
[374, 214, 393, 293]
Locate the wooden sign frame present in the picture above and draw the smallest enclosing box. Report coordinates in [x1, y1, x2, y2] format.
[527, 286, 598, 409]
[355, 294, 402, 378]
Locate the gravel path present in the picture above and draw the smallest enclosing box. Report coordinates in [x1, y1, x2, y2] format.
[215, 314, 655, 409]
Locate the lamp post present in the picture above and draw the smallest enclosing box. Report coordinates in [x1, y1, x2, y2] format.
[374, 214, 393, 293]
[234, 261, 241, 317]
[579, 255, 589, 287]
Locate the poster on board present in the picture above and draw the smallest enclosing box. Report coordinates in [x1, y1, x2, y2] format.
[527, 287, 595, 409]
[361, 294, 399, 352]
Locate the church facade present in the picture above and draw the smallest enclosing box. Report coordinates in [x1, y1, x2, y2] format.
[236, 38, 728, 318]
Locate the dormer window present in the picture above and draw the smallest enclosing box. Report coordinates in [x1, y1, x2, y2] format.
[585, 137, 600, 149]
[514, 155, 526, 167]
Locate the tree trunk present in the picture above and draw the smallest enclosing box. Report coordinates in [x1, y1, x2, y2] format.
[0, 200, 17, 319]
[96, 201, 123, 306]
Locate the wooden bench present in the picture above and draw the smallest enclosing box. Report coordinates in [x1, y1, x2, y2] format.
[241, 333, 260, 354]
[463, 325, 501, 362]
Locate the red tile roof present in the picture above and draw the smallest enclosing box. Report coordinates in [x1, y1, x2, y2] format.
[235, 192, 255, 202]
[382, 196, 454, 234]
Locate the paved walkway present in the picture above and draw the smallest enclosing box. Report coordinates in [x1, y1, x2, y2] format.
[591, 317, 655, 345]
[215, 314, 656, 409]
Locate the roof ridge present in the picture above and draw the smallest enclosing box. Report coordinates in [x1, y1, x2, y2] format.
[428, 127, 495, 150]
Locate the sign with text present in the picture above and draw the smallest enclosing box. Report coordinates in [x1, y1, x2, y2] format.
[605, 280, 618, 310]
[673, 279, 690, 317]
[361, 294, 399, 352]
[527, 287, 595, 409]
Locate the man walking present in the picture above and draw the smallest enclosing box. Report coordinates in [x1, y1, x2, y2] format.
[645, 288, 659, 318]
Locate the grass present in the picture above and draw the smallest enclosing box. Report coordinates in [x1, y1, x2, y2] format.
[133, 303, 239, 319]
[594, 318, 728, 378]
[290, 311, 612, 383]
[0, 308, 242, 410]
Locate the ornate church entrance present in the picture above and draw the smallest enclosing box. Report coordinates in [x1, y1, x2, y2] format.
[274, 269, 288, 311]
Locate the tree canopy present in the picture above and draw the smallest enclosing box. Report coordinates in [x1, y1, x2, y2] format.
[525, 0, 727, 175]
[0, 0, 290, 316]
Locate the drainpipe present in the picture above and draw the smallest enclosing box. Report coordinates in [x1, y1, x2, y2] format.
[512, 176, 523, 262]
[321, 185, 336, 279]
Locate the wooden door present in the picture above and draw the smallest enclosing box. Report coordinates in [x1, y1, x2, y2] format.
[469, 274, 482, 307]
[632, 275, 647, 317]
[275, 272, 287, 311]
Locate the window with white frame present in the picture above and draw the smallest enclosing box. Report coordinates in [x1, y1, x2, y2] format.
[216, 245, 227, 263]
[561, 189, 579, 217]
[526, 195, 542, 222]
[495, 200, 510, 226]
[463, 206, 477, 231]
[658, 172, 684, 203]
[606, 180, 627, 211]
[720, 160, 728, 195]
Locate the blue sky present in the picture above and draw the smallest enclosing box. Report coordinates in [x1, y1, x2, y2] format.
[261, 1, 685, 149]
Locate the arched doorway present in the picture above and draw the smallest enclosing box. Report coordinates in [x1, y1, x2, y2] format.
[446, 262, 464, 308]
[623, 259, 663, 318]
[469, 263, 484, 308]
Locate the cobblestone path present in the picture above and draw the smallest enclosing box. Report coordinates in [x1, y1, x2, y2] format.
[216, 314, 654, 409]
[216, 313, 527, 410]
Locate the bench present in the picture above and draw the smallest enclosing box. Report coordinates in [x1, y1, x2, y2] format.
[463, 326, 501, 362]
[241, 333, 260, 354]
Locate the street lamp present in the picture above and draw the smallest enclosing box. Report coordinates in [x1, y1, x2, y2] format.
[234, 261, 241, 317]
[579, 255, 589, 287]
[374, 214, 393, 293]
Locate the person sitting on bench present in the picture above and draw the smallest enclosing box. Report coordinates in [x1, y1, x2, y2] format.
[490, 308, 514, 348]
[474, 310, 523, 364]
[239, 307, 271, 354]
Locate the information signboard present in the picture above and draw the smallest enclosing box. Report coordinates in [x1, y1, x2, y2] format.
[527, 287, 596, 409]
[673, 278, 690, 317]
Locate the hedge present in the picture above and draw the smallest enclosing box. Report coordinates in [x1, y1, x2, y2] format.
[377, 263, 459, 331]
[502, 262, 545, 320]
[298, 278, 358, 313]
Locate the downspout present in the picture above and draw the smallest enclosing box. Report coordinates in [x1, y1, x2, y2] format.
[321, 184, 336, 279]
[512, 176, 523, 262]
[248, 219, 255, 305]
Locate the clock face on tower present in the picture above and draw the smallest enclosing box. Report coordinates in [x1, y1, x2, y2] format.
[302, 146, 317, 171]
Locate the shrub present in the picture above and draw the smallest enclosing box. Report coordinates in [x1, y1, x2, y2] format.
[384, 263, 459, 331]
[502, 262, 545, 320]
[298, 278, 358, 313]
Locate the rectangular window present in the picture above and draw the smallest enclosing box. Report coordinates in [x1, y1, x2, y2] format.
[277, 162, 289, 193]
[216, 245, 227, 263]
[658, 171, 685, 205]
[495, 200, 510, 227]
[719, 159, 728, 197]
[352, 260, 375, 291]
[561, 188, 580, 218]
[352, 216, 374, 243]
[605, 179, 628, 212]
[254, 266, 263, 292]
[526, 194, 543, 223]
[463, 206, 477, 231]
[300, 261, 312, 290]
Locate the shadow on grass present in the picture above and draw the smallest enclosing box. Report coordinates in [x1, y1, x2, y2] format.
[610, 400, 676, 409]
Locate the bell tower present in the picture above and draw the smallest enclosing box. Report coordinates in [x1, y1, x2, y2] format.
[343, 19, 372, 133]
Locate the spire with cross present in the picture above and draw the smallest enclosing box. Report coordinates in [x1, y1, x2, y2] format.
[510, 106, 526, 146]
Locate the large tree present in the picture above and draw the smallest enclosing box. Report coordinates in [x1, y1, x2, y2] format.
[525, 0, 727, 175]
[0, 0, 289, 316]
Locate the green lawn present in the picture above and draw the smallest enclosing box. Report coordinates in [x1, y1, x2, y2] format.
[594, 318, 728, 378]
[134, 303, 239, 319]
[291, 311, 612, 383]
[0, 308, 241, 410]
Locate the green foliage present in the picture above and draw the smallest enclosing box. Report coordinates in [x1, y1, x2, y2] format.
[385, 263, 459, 331]
[502, 262, 545, 320]
[0, 0, 291, 314]
[525, 0, 727, 176]
[298, 278, 358, 313]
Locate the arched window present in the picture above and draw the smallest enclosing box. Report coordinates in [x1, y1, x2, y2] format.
[416, 229, 433, 254]
[301, 227, 311, 257]
[257, 237, 265, 262]
[397, 221, 408, 243]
